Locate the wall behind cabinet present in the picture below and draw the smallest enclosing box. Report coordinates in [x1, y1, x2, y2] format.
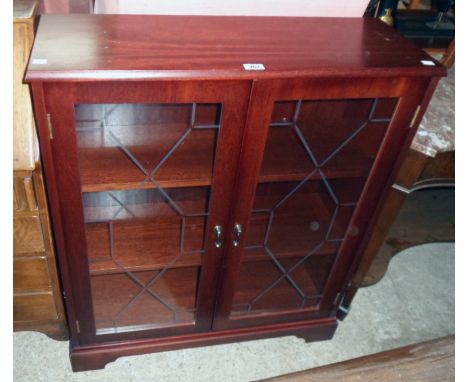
[93, 0, 370, 17]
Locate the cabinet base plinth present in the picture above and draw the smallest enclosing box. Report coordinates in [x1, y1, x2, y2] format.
[70, 317, 337, 371]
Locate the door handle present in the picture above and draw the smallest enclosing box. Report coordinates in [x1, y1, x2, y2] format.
[214, 225, 223, 248]
[233, 223, 243, 247]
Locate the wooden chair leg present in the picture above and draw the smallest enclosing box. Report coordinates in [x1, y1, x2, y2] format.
[441, 39, 455, 68]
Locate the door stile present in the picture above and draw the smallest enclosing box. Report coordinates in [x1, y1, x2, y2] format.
[193, 81, 252, 331]
[44, 84, 97, 344]
[31, 82, 83, 341]
[212, 80, 276, 330]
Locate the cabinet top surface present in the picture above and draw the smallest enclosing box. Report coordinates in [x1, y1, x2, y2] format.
[26, 14, 445, 82]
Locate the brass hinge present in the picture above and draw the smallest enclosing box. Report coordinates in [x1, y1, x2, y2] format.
[46, 113, 54, 139]
[410, 105, 422, 128]
[75, 320, 81, 334]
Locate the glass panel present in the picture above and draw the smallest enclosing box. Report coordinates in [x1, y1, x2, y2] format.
[230, 97, 397, 319]
[75, 103, 221, 335]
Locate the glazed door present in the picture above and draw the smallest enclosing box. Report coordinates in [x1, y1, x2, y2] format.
[213, 77, 429, 330]
[43, 81, 250, 344]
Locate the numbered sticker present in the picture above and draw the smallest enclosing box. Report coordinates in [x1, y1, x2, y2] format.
[243, 63, 266, 71]
[421, 60, 435, 66]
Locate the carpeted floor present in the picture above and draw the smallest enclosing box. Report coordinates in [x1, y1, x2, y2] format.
[13, 242, 454, 382]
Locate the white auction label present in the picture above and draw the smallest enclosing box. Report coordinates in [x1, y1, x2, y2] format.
[243, 63, 266, 71]
[421, 60, 435, 66]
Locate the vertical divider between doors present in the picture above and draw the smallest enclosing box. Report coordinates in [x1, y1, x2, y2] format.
[194, 81, 254, 332]
[212, 80, 277, 331]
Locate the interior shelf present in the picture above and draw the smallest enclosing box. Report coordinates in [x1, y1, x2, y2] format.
[85, 215, 341, 276]
[83, 187, 211, 223]
[77, 124, 218, 192]
[86, 216, 205, 275]
[242, 242, 339, 263]
[83, 186, 210, 275]
[83, 178, 352, 276]
[75, 102, 222, 192]
[77, 120, 377, 192]
[259, 124, 381, 183]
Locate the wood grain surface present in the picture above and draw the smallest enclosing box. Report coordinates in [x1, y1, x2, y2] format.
[26, 14, 446, 82]
[13, 1, 38, 170]
[262, 335, 454, 382]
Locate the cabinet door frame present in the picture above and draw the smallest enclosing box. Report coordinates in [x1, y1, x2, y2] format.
[32, 80, 251, 345]
[213, 76, 431, 330]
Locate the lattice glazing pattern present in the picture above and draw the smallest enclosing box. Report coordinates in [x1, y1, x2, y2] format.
[75, 103, 221, 334]
[231, 98, 397, 317]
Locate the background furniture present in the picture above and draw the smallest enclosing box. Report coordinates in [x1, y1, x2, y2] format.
[397, 0, 454, 67]
[13, 0, 68, 340]
[39, 0, 93, 13]
[26, 14, 444, 371]
[262, 335, 454, 381]
[368, 0, 455, 67]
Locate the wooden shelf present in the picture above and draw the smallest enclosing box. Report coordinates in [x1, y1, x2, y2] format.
[86, 214, 341, 276]
[76, 120, 379, 192]
[83, 187, 210, 224]
[84, 179, 351, 276]
[84, 186, 209, 275]
[242, 242, 339, 263]
[86, 220, 339, 276]
[77, 126, 217, 192]
[259, 126, 378, 183]
[257, 169, 369, 184]
[86, 216, 206, 275]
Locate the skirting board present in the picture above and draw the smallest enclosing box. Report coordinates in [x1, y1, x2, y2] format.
[71, 317, 338, 371]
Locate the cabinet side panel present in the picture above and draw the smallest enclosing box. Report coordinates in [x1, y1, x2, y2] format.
[30, 82, 80, 339]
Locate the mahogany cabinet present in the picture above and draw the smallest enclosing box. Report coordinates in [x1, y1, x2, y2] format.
[26, 14, 445, 371]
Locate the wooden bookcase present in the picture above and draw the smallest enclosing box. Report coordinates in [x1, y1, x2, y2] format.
[26, 14, 445, 371]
